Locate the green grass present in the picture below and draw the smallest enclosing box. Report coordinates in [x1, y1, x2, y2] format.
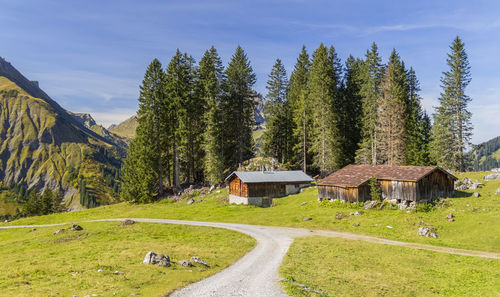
[280, 236, 500, 297]
[3, 172, 500, 252]
[0, 221, 255, 296]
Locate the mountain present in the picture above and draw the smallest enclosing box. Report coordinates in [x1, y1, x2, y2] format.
[468, 135, 500, 171]
[108, 115, 138, 141]
[109, 91, 269, 141]
[0, 57, 124, 209]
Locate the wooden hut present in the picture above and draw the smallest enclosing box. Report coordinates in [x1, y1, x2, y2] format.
[225, 171, 313, 207]
[317, 165, 457, 203]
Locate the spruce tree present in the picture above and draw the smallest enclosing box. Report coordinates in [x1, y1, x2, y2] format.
[199, 46, 226, 184]
[405, 68, 432, 165]
[356, 42, 383, 165]
[289, 46, 311, 172]
[121, 59, 165, 202]
[339, 55, 363, 166]
[222, 46, 256, 169]
[263, 58, 292, 164]
[431, 36, 472, 171]
[309, 44, 343, 176]
[377, 49, 408, 165]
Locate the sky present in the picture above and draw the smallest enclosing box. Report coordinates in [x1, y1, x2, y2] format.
[0, 0, 499, 144]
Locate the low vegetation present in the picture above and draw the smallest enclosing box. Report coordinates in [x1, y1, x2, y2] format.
[280, 236, 500, 297]
[0, 221, 255, 296]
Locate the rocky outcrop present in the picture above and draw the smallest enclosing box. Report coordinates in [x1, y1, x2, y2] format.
[484, 173, 500, 181]
[143, 252, 170, 267]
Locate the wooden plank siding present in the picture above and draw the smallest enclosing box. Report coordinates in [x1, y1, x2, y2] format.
[379, 180, 417, 201]
[229, 176, 249, 197]
[416, 170, 455, 201]
[318, 186, 359, 202]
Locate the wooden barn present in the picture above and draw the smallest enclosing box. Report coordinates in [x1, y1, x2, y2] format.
[317, 165, 457, 203]
[225, 171, 313, 207]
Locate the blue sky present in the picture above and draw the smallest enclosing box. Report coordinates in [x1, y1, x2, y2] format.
[0, 0, 499, 144]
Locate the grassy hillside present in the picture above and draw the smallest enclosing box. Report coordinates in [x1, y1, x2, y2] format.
[4, 171, 500, 253]
[280, 237, 500, 296]
[0, 76, 123, 209]
[252, 128, 265, 157]
[108, 115, 138, 140]
[469, 135, 500, 170]
[0, 221, 255, 296]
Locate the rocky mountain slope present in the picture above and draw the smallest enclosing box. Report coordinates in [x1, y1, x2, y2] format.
[468, 135, 500, 171]
[0, 57, 124, 208]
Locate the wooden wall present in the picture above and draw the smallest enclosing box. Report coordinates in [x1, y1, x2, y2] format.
[379, 180, 417, 201]
[318, 186, 360, 202]
[229, 177, 248, 197]
[416, 170, 455, 201]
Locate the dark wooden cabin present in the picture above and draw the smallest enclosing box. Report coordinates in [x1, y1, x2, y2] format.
[225, 171, 313, 207]
[318, 165, 457, 203]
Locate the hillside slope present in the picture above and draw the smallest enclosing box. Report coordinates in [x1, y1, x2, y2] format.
[468, 135, 500, 171]
[0, 58, 124, 208]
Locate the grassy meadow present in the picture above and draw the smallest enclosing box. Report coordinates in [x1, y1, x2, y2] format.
[0, 221, 255, 297]
[280, 236, 500, 297]
[3, 171, 499, 253]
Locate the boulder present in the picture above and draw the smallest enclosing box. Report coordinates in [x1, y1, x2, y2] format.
[178, 260, 193, 267]
[484, 173, 500, 181]
[70, 224, 83, 231]
[492, 168, 500, 173]
[473, 192, 480, 198]
[143, 251, 171, 267]
[352, 223, 360, 227]
[446, 213, 455, 222]
[470, 183, 484, 190]
[408, 201, 417, 210]
[187, 199, 195, 205]
[53, 229, 65, 235]
[397, 201, 407, 210]
[364, 200, 377, 210]
[209, 185, 215, 193]
[496, 188, 500, 194]
[300, 202, 308, 206]
[120, 219, 135, 226]
[349, 211, 363, 216]
[191, 257, 210, 267]
[456, 184, 468, 191]
[335, 213, 344, 220]
[303, 217, 312, 221]
[417, 227, 438, 238]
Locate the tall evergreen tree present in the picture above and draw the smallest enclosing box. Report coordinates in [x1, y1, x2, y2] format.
[309, 44, 343, 176]
[376, 49, 408, 165]
[222, 46, 256, 168]
[263, 58, 292, 164]
[288, 46, 311, 172]
[121, 59, 165, 202]
[431, 36, 472, 171]
[356, 42, 383, 165]
[405, 68, 432, 165]
[339, 55, 363, 165]
[199, 46, 226, 184]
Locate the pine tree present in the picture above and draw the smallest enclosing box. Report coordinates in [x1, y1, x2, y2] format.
[377, 49, 408, 165]
[289, 46, 311, 172]
[222, 46, 256, 169]
[431, 36, 472, 171]
[356, 42, 383, 165]
[339, 55, 363, 165]
[24, 190, 41, 216]
[121, 59, 165, 202]
[199, 46, 226, 184]
[263, 58, 292, 164]
[40, 189, 54, 215]
[309, 44, 343, 176]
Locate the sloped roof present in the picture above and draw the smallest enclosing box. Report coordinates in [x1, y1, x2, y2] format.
[317, 164, 457, 188]
[225, 170, 313, 183]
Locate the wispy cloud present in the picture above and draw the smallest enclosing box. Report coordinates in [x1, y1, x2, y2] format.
[32, 70, 139, 103]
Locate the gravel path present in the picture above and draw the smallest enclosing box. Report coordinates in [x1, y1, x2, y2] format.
[2, 218, 499, 297]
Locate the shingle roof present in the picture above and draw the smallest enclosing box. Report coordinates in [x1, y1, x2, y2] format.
[317, 164, 456, 188]
[225, 170, 313, 183]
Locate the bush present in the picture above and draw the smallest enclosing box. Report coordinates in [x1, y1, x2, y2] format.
[417, 202, 436, 212]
